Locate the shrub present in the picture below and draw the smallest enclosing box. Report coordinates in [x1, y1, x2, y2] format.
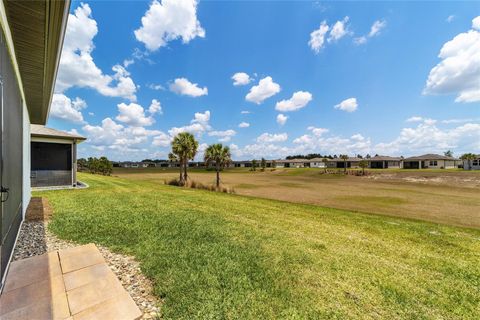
[165, 178, 184, 186]
[84, 156, 112, 176]
[165, 179, 235, 194]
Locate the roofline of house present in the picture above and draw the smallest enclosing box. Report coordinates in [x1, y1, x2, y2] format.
[31, 133, 86, 143]
[0, 0, 71, 124]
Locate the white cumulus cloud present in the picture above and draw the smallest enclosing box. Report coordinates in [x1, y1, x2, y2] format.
[152, 132, 172, 147]
[116, 102, 155, 127]
[245, 76, 281, 104]
[208, 129, 236, 142]
[55, 3, 137, 101]
[328, 16, 350, 42]
[309, 21, 329, 53]
[424, 16, 480, 102]
[354, 19, 387, 45]
[307, 126, 329, 136]
[134, 0, 205, 51]
[238, 122, 250, 128]
[169, 78, 208, 97]
[473, 16, 480, 30]
[375, 118, 480, 155]
[334, 97, 358, 112]
[368, 19, 387, 37]
[256, 132, 288, 143]
[50, 94, 87, 124]
[232, 72, 252, 86]
[168, 110, 211, 137]
[276, 114, 288, 126]
[406, 116, 423, 123]
[275, 91, 312, 112]
[148, 99, 163, 115]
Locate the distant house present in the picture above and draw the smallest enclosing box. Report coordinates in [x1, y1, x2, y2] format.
[402, 154, 460, 169]
[30, 125, 86, 188]
[233, 160, 250, 168]
[118, 161, 133, 168]
[327, 157, 362, 168]
[155, 161, 170, 168]
[463, 155, 480, 170]
[368, 156, 402, 169]
[308, 158, 328, 168]
[283, 159, 309, 168]
[140, 162, 156, 168]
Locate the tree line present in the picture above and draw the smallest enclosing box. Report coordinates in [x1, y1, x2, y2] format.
[78, 157, 113, 176]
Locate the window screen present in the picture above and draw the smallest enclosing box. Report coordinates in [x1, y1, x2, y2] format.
[31, 142, 72, 171]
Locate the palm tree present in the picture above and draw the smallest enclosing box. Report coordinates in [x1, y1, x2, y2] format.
[171, 132, 199, 184]
[204, 143, 232, 188]
[260, 158, 266, 171]
[251, 159, 257, 171]
[444, 150, 453, 157]
[340, 154, 349, 173]
[359, 159, 368, 175]
[460, 153, 476, 170]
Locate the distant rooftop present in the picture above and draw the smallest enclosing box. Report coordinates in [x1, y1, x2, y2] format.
[369, 155, 402, 161]
[403, 154, 459, 161]
[31, 125, 86, 141]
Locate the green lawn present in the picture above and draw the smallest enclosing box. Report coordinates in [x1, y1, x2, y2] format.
[39, 173, 480, 319]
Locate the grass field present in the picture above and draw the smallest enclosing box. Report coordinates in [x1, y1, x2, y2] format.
[113, 167, 480, 228]
[39, 173, 480, 319]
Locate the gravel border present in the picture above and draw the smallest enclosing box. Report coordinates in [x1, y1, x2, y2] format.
[12, 220, 161, 319]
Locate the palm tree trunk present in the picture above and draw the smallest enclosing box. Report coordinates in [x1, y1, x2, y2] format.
[179, 159, 183, 183]
[216, 166, 220, 188]
[183, 158, 188, 183]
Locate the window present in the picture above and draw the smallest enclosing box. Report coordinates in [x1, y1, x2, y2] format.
[473, 160, 479, 166]
[429, 160, 437, 166]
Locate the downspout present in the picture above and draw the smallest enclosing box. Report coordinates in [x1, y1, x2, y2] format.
[0, 76, 8, 203]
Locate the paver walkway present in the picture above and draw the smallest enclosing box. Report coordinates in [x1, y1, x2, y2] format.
[0, 244, 142, 320]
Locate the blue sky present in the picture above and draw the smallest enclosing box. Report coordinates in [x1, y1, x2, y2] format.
[49, 0, 480, 161]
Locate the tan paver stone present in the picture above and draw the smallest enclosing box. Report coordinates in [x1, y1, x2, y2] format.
[66, 273, 125, 315]
[72, 291, 142, 320]
[59, 249, 104, 274]
[1, 244, 142, 320]
[63, 263, 111, 291]
[58, 244, 96, 259]
[0, 274, 66, 315]
[3, 252, 61, 292]
[0, 290, 70, 320]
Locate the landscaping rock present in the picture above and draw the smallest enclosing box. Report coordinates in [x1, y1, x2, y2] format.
[12, 220, 161, 319]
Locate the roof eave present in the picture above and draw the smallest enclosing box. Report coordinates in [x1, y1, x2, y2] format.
[4, 0, 71, 125]
[32, 133, 86, 141]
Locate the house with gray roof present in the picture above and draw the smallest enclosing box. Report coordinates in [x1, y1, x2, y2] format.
[30, 125, 86, 187]
[368, 155, 402, 169]
[402, 154, 461, 169]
